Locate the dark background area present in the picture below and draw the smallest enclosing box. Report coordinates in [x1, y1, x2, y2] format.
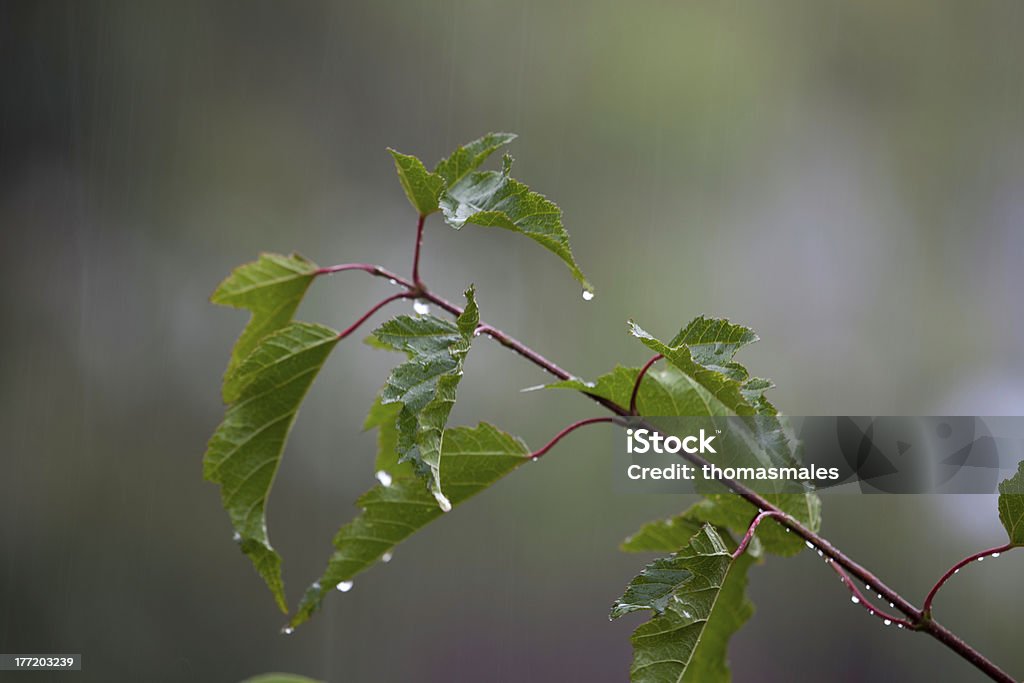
[1, 2, 1023, 681]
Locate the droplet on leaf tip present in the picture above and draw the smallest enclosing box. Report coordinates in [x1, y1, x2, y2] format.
[281, 626, 295, 635]
[336, 580, 354, 593]
[581, 289, 594, 301]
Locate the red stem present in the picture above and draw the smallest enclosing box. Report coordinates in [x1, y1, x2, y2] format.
[922, 543, 1015, 617]
[316, 262, 395, 277]
[732, 509, 787, 559]
[829, 561, 913, 629]
[412, 214, 427, 289]
[336, 293, 413, 341]
[529, 417, 616, 460]
[630, 353, 664, 415]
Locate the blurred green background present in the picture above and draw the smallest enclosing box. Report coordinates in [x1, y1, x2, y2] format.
[2, 1, 1023, 681]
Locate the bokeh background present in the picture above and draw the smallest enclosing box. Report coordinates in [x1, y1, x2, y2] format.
[2, 2, 1023, 681]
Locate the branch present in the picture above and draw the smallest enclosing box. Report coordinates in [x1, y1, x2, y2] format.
[314, 215, 1018, 681]
[922, 543, 1016, 617]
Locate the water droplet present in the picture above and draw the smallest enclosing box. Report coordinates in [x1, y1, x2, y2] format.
[817, 549, 824, 557]
[868, 610, 875, 616]
[336, 580, 354, 593]
[877, 594, 883, 600]
[897, 624, 904, 629]
[375, 470, 393, 487]
[889, 602, 895, 608]
[381, 551, 393, 564]
[581, 289, 595, 301]
[281, 626, 295, 635]
[388, 278, 398, 286]
[805, 540, 815, 549]
[954, 568, 960, 574]
[865, 584, 872, 592]
[992, 552, 1001, 558]
[232, 532, 242, 543]
[785, 528, 791, 533]
[884, 619, 892, 627]
[433, 490, 452, 512]
[977, 557, 984, 562]
[851, 596, 860, 604]
[413, 300, 430, 315]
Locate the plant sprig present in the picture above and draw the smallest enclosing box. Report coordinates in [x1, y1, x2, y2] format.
[207, 133, 1021, 683]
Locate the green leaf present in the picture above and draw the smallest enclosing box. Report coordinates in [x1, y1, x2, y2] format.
[629, 319, 760, 417]
[998, 460, 1024, 546]
[561, 317, 820, 556]
[204, 322, 340, 612]
[621, 511, 712, 554]
[290, 422, 529, 627]
[668, 317, 759, 373]
[372, 287, 479, 507]
[363, 396, 412, 477]
[434, 132, 517, 187]
[241, 675, 323, 683]
[439, 155, 592, 293]
[550, 364, 739, 417]
[612, 524, 755, 683]
[212, 253, 319, 400]
[389, 149, 445, 215]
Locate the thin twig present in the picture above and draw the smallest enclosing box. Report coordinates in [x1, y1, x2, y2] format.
[412, 214, 427, 289]
[732, 509, 788, 559]
[630, 353, 664, 415]
[922, 543, 1015, 617]
[316, 262, 393, 277]
[336, 293, 413, 341]
[529, 417, 616, 460]
[829, 560, 914, 629]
